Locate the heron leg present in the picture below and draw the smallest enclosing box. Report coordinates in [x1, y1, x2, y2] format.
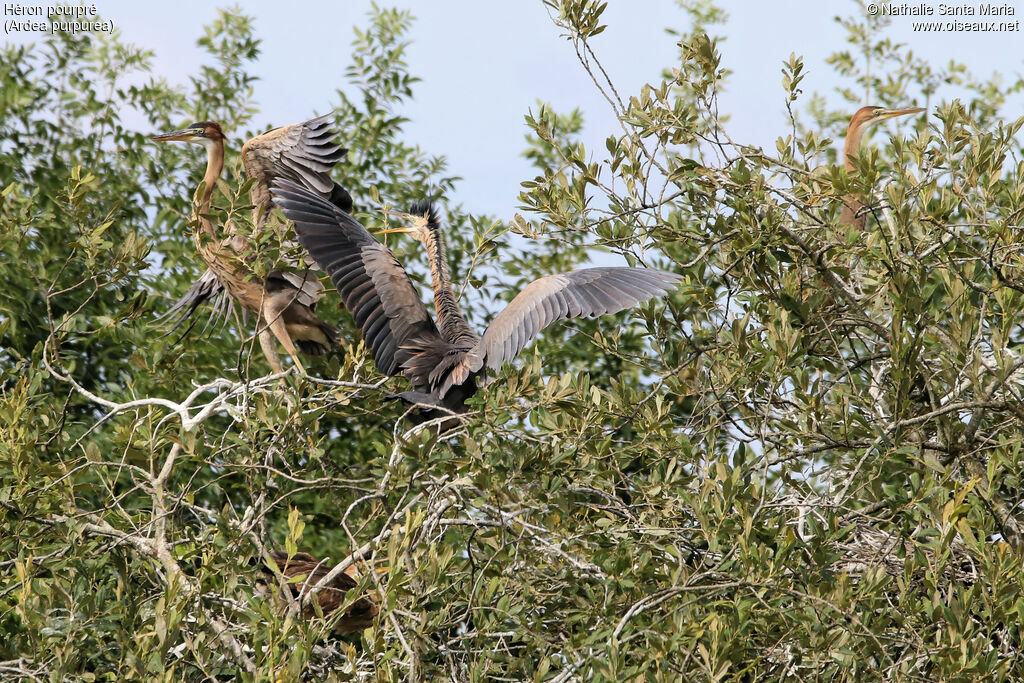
[258, 328, 285, 374]
[261, 302, 306, 375]
[271, 319, 306, 375]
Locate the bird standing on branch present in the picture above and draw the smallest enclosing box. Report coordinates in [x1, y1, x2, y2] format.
[839, 105, 925, 231]
[271, 179, 681, 425]
[152, 115, 351, 374]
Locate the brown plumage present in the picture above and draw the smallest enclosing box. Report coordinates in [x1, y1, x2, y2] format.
[153, 115, 352, 373]
[270, 181, 681, 424]
[263, 550, 378, 634]
[838, 105, 924, 231]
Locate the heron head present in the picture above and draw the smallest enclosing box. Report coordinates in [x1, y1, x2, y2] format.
[376, 202, 440, 245]
[152, 121, 224, 149]
[850, 105, 926, 133]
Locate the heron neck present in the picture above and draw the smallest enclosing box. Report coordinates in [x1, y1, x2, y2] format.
[424, 227, 479, 345]
[196, 139, 224, 236]
[843, 122, 867, 173]
[839, 121, 871, 231]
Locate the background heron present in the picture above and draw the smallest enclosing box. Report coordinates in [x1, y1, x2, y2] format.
[839, 105, 925, 231]
[261, 550, 378, 634]
[271, 180, 681, 423]
[153, 114, 351, 373]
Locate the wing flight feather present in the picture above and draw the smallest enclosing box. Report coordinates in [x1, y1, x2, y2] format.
[271, 178, 442, 379]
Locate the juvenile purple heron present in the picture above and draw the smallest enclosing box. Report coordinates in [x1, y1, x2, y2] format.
[261, 550, 378, 634]
[153, 114, 350, 373]
[839, 105, 925, 231]
[271, 180, 681, 424]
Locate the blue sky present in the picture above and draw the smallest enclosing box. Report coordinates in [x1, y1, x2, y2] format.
[9, 1, 1023, 217]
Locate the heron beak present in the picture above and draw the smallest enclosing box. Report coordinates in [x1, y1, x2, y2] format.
[152, 128, 203, 142]
[375, 224, 418, 236]
[375, 209, 421, 235]
[875, 106, 926, 121]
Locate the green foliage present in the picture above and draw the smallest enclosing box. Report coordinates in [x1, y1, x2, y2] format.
[3, 2, 1024, 681]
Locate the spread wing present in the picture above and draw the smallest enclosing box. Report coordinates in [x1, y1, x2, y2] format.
[154, 267, 237, 337]
[242, 112, 353, 220]
[477, 267, 681, 373]
[270, 178, 443, 379]
[241, 113, 354, 303]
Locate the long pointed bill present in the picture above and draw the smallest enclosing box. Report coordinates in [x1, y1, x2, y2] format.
[876, 106, 926, 121]
[375, 225, 418, 236]
[374, 209, 421, 235]
[152, 128, 201, 142]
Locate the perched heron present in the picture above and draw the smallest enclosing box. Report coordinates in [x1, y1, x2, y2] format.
[839, 105, 925, 231]
[271, 179, 681, 424]
[261, 550, 378, 634]
[152, 115, 351, 374]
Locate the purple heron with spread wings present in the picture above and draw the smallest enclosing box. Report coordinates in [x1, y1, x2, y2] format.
[270, 179, 681, 425]
[152, 114, 350, 373]
[839, 105, 924, 231]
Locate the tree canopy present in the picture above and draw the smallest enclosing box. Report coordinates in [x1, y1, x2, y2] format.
[3, 2, 1024, 680]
